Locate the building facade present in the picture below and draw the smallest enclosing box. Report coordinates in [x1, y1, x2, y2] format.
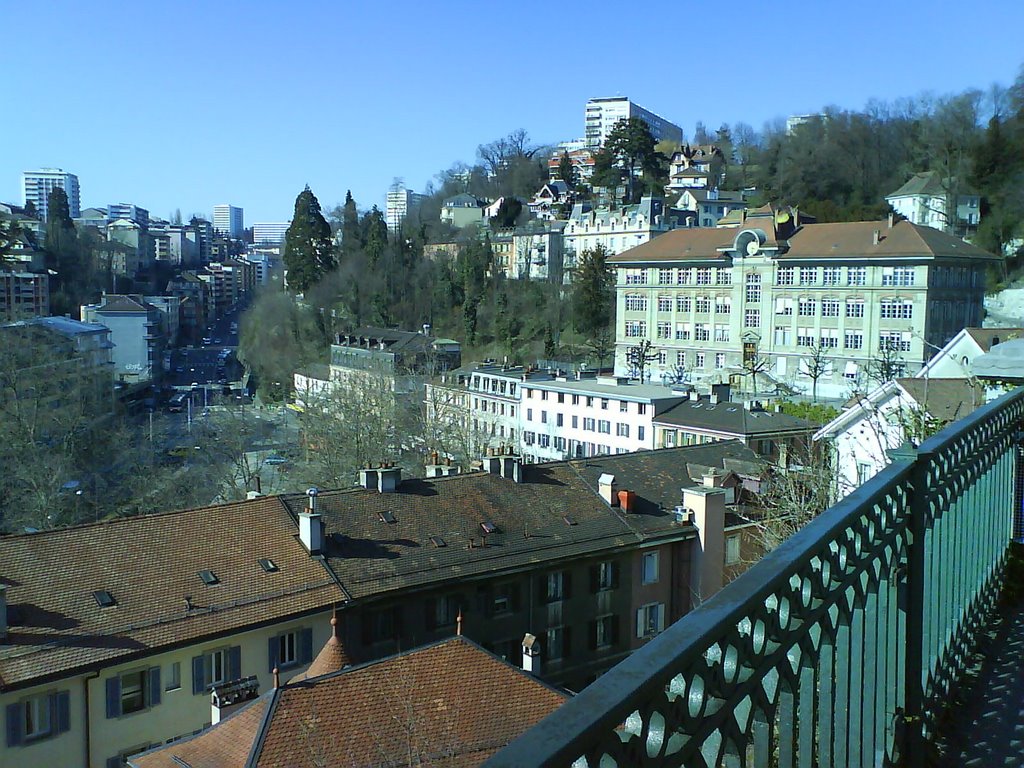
[607, 211, 999, 399]
[0, 270, 49, 320]
[22, 168, 80, 220]
[80, 295, 165, 383]
[562, 197, 681, 267]
[385, 188, 426, 233]
[885, 171, 981, 238]
[584, 97, 682, 149]
[252, 222, 289, 245]
[211, 205, 243, 239]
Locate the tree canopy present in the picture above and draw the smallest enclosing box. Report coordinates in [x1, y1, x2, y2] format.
[283, 186, 335, 292]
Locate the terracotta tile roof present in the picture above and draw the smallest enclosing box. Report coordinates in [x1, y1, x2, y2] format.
[130, 696, 269, 768]
[279, 443, 762, 600]
[964, 328, 1024, 352]
[607, 218, 998, 264]
[289, 615, 352, 682]
[0, 497, 343, 691]
[132, 637, 568, 768]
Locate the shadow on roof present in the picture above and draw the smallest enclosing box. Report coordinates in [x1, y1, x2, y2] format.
[330, 535, 421, 559]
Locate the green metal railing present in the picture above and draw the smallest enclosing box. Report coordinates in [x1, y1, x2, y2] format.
[487, 388, 1024, 768]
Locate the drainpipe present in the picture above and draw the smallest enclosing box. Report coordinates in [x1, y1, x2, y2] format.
[83, 670, 99, 768]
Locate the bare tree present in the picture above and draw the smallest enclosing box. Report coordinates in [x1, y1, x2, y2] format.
[751, 441, 833, 552]
[626, 339, 659, 382]
[799, 343, 832, 402]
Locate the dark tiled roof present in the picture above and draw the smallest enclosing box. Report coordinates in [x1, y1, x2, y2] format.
[0, 497, 342, 690]
[132, 636, 568, 768]
[280, 443, 762, 600]
[653, 398, 816, 436]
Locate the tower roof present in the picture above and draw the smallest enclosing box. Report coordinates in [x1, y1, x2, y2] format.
[289, 613, 352, 682]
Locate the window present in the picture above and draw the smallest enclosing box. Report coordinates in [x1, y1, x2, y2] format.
[745, 274, 761, 303]
[713, 325, 730, 342]
[821, 299, 840, 317]
[799, 267, 817, 285]
[857, 461, 873, 485]
[571, 415, 578, 428]
[166, 662, 181, 691]
[744, 309, 760, 328]
[694, 323, 710, 341]
[880, 299, 913, 319]
[695, 296, 711, 313]
[846, 299, 865, 318]
[879, 331, 912, 353]
[594, 614, 618, 648]
[657, 296, 672, 312]
[715, 296, 731, 315]
[624, 293, 647, 311]
[677, 267, 692, 285]
[492, 583, 518, 615]
[538, 434, 550, 448]
[546, 626, 567, 661]
[546, 571, 566, 602]
[616, 422, 630, 437]
[638, 426, 645, 441]
[619, 400, 628, 413]
[716, 268, 732, 285]
[636, 603, 665, 638]
[191, 646, 240, 694]
[583, 417, 596, 431]
[819, 329, 838, 348]
[642, 552, 660, 584]
[598, 420, 611, 434]
[797, 328, 816, 347]
[625, 320, 646, 338]
[106, 668, 161, 717]
[726, 535, 741, 565]
[6, 692, 70, 745]
[656, 321, 671, 339]
[844, 331, 863, 349]
[715, 353, 726, 369]
[556, 413, 563, 427]
[822, 267, 841, 285]
[658, 268, 673, 285]
[541, 410, 547, 424]
[695, 352, 705, 368]
[676, 296, 692, 312]
[696, 268, 712, 285]
[270, 629, 313, 670]
[798, 298, 816, 317]
[526, 408, 533, 421]
[774, 326, 792, 346]
[594, 560, 618, 591]
[557, 393, 564, 404]
[624, 268, 647, 285]
[882, 267, 915, 286]
[777, 267, 794, 285]
[637, 403, 646, 415]
[847, 267, 866, 286]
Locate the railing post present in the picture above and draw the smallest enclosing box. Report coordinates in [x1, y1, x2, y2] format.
[1015, 430, 1024, 543]
[889, 441, 929, 768]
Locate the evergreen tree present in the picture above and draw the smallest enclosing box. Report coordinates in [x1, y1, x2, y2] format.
[44, 188, 82, 310]
[557, 152, 578, 187]
[340, 190, 362, 259]
[283, 186, 335, 292]
[572, 246, 614, 341]
[488, 197, 522, 229]
[590, 118, 667, 203]
[362, 206, 389, 266]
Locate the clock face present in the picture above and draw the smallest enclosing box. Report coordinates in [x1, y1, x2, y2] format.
[745, 238, 759, 256]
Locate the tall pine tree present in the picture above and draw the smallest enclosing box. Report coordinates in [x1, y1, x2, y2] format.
[283, 186, 335, 292]
[44, 188, 82, 311]
[340, 190, 362, 260]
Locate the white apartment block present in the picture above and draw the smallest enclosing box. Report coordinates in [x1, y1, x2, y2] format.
[212, 204, 243, 238]
[563, 197, 679, 270]
[584, 97, 683, 149]
[252, 222, 289, 245]
[885, 172, 980, 237]
[607, 213, 998, 400]
[385, 188, 426, 233]
[22, 168, 80, 220]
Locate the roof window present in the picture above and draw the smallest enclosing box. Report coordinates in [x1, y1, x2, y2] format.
[93, 590, 116, 608]
[480, 521, 498, 536]
[379, 510, 397, 524]
[198, 570, 220, 586]
[258, 558, 278, 573]
[563, 515, 578, 526]
[429, 535, 447, 548]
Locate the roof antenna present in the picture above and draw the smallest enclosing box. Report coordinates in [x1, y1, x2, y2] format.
[456, 609, 463, 636]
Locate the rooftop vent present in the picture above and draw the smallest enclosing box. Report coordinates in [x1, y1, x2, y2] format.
[92, 590, 116, 608]
[198, 570, 220, 586]
[258, 558, 278, 573]
[379, 510, 397, 524]
[430, 535, 447, 548]
[480, 521, 498, 536]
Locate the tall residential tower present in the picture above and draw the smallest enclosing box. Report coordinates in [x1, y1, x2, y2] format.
[22, 168, 80, 220]
[212, 204, 244, 238]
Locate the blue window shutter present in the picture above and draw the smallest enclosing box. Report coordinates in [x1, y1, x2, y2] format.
[299, 628, 313, 664]
[54, 691, 70, 734]
[6, 702, 23, 747]
[227, 646, 241, 681]
[268, 636, 278, 673]
[147, 667, 161, 707]
[105, 677, 121, 719]
[191, 655, 206, 695]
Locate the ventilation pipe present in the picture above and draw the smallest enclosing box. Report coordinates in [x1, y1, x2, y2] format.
[522, 633, 541, 676]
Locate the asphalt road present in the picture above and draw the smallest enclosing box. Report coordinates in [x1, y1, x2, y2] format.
[166, 305, 244, 390]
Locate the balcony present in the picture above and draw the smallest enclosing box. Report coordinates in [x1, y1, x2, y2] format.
[487, 388, 1024, 768]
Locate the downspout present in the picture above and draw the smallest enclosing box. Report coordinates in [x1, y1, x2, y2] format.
[83, 670, 99, 768]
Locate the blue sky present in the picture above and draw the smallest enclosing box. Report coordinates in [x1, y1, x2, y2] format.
[2, 0, 1022, 223]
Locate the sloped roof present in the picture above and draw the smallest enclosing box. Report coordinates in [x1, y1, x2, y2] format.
[653, 398, 816, 436]
[608, 218, 998, 264]
[886, 171, 976, 199]
[91, 294, 155, 313]
[895, 378, 985, 421]
[130, 636, 569, 768]
[289, 615, 353, 682]
[964, 328, 1024, 352]
[971, 339, 1024, 380]
[0, 497, 340, 690]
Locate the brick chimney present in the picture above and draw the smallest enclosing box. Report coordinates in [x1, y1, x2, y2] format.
[521, 633, 541, 676]
[684, 485, 726, 606]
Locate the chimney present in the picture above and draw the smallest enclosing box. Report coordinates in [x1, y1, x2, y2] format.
[522, 633, 541, 676]
[689, 390, 699, 402]
[422, 323, 431, 336]
[888, 211, 895, 228]
[598, 473, 618, 506]
[499, 449, 523, 483]
[482, 452, 502, 475]
[618, 489, 636, 512]
[0, 585, 6, 641]
[702, 469, 722, 488]
[711, 383, 731, 403]
[247, 474, 263, 499]
[299, 487, 324, 555]
[684, 486, 726, 606]
[872, 229, 881, 246]
[378, 465, 401, 493]
[211, 676, 260, 725]
[709, 392, 719, 405]
[358, 467, 379, 490]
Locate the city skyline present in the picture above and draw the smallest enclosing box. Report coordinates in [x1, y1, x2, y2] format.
[2, 1, 1023, 223]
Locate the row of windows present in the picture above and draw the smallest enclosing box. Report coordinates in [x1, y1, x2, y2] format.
[627, 265, 921, 288]
[523, 389, 648, 414]
[523, 420, 647, 440]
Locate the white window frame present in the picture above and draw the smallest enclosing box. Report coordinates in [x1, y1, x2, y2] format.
[642, 552, 659, 585]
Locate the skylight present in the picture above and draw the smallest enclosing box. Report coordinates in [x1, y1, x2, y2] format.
[258, 558, 279, 573]
[92, 590, 116, 608]
[563, 515, 578, 526]
[379, 510, 397, 524]
[480, 521, 497, 535]
[198, 570, 220, 586]
[429, 535, 446, 548]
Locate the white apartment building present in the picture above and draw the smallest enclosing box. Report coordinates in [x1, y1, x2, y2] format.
[885, 171, 980, 237]
[252, 222, 289, 245]
[212, 204, 243, 238]
[22, 168, 80, 219]
[584, 97, 682, 149]
[385, 188, 426, 233]
[563, 197, 680, 269]
[607, 211, 999, 400]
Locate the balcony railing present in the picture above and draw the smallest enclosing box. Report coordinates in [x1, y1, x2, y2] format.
[487, 387, 1024, 768]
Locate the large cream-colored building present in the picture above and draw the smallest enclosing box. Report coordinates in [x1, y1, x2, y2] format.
[608, 211, 999, 399]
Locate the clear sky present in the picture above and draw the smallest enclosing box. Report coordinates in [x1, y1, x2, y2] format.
[2, 0, 1022, 223]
